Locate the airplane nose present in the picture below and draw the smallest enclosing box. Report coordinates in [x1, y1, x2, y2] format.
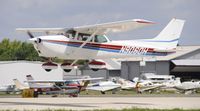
[29, 38, 42, 43]
[29, 38, 37, 43]
[29, 38, 37, 42]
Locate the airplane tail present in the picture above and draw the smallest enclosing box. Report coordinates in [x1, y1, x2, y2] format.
[79, 80, 90, 91]
[13, 79, 28, 90]
[141, 18, 185, 50]
[26, 75, 34, 80]
[174, 77, 181, 85]
[26, 75, 35, 87]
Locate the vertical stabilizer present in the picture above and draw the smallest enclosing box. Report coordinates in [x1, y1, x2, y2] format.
[26, 75, 35, 88]
[152, 18, 185, 49]
[26, 75, 34, 80]
[13, 79, 29, 90]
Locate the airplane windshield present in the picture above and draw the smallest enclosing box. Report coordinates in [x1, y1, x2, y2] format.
[77, 34, 108, 43]
[65, 32, 109, 43]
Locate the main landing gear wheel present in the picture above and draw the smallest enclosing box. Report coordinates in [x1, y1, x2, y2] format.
[101, 91, 105, 95]
[42, 61, 58, 72]
[89, 60, 106, 71]
[61, 62, 76, 73]
[45, 69, 52, 72]
[63, 69, 72, 72]
[91, 68, 99, 71]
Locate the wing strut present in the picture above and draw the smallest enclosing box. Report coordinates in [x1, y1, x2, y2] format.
[69, 30, 99, 66]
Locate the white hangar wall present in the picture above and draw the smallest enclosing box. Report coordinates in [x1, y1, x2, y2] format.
[0, 61, 63, 85]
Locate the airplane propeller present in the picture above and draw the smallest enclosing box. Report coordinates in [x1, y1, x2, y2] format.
[27, 31, 34, 38]
[27, 31, 42, 43]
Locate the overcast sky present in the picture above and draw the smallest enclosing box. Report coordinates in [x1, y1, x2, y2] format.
[0, 0, 199, 45]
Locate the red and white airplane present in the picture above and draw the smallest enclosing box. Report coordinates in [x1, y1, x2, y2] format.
[14, 75, 103, 97]
[16, 18, 185, 72]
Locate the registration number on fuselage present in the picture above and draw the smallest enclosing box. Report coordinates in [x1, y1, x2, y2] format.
[120, 46, 149, 55]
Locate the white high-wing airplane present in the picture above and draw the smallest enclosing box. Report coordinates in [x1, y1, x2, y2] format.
[16, 18, 185, 72]
[136, 81, 164, 93]
[110, 77, 137, 90]
[173, 80, 200, 94]
[86, 81, 121, 94]
[0, 85, 16, 94]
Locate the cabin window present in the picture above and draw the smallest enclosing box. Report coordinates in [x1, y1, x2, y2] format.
[94, 35, 108, 43]
[65, 81, 79, 85]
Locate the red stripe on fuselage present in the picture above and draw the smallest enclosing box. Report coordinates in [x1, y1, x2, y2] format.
[46, 40, 156, 52]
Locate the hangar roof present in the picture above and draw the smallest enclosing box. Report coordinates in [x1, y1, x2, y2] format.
[172, 60, 200, 66]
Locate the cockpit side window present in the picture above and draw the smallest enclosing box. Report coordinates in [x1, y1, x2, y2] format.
[94, 35, 108, 43]
[65, 31, 109, 43]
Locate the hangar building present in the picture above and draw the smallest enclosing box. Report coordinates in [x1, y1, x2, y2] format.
[0, 61, 80, 85]
[120, 46, 200, 80]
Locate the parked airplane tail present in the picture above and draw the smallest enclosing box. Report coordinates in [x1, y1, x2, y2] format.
[174, 77, 181, 85]
[26, 75, 35, 87]
[141, 18, 185, 50]
[26, 75, 34, 80]
[13, 79, 28, 90]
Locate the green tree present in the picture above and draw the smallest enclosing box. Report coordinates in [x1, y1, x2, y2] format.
[0, 38, 40, 61]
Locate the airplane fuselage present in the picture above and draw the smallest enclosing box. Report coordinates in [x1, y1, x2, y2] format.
[31, 35, 171, 60]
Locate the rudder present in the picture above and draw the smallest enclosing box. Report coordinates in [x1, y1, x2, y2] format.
[153, 18, 185, 49]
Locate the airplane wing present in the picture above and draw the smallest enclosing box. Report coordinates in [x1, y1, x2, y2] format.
[138, 84, 164, 92]
[16, 19, 155, 35]
[25, 80, 66, 83]
[70, 77, 103, 81]
[25, 77, 103, 83]
[86, 85, 121, 92]
[74, 19, 155, 35]
[16, 28, 69, 34]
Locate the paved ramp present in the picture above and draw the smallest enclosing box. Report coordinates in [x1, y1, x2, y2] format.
[0, 97, 200, 110]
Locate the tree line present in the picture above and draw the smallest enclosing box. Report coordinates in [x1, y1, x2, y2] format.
[0, 38, 41, 61]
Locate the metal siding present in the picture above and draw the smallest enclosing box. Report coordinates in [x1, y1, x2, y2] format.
[176, 49, 200, 59]
[128, 62, 140, 80]
[139, 62, 156, 74]
[63, 69, 82, 80]
[81, 69, 107, 80]
[108, 70, 121, 77]
[156, 61, 170, 75]
[121, 62, 129, 79]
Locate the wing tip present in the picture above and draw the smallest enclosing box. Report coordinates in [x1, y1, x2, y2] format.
[134, 19, 156, 24]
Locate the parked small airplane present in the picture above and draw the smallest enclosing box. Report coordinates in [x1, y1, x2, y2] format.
[135, 74, 178, 93]
[0, 85, 16, 94]
[16, 18, 185, 72]
[13, 79, 29, 90]
[86, 81, 121, 94]
[140, 73, 176, 83]
[136, 81, 164, 93]
[110, 77, 137, 90]
[173, 79, 200, 94]
[25, 75, 103, 97]
[110, 77, 164, 93]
